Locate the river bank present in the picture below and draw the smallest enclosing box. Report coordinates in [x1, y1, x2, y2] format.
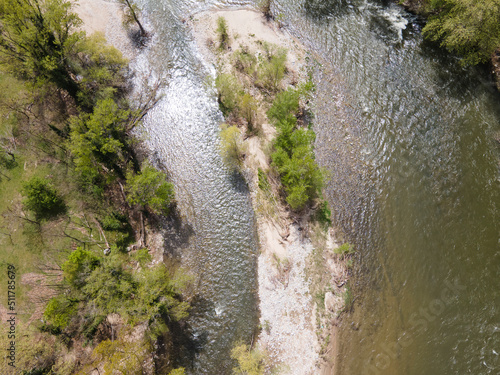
[190, 9, 350, 374]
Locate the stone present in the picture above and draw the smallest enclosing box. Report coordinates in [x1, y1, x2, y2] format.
[324, 291, 336, 312]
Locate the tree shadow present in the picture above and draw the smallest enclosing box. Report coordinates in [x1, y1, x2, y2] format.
[159, 206, 195, 258]
[303, 0, 359, 22]
[159, 295, 212, 372]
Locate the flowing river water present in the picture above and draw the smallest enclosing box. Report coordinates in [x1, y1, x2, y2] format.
[134, 0, 500, 373]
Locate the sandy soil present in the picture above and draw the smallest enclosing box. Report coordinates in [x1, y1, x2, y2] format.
[73, 0, 136, 59]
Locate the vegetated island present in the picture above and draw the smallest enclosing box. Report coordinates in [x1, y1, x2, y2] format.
[190, 8, 354, 374]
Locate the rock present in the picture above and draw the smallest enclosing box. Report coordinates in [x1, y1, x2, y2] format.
[324, 291, 336, 312]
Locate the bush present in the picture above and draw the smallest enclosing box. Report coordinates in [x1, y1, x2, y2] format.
[126, 162, 175, 215]
[422, 0, 500, 65]
[219, 123, 244, 167]
[231, 343, 265, 375]
[44, 295, 78, 330]
[316, 200, 332, 225]
[239, 93, 258, 130]
[267, 86, 323, 210]
[216, 16, 229, 49]
[334, 242, 354, 256]
[257, 45, 287, 92]
[215, 73, 240, 116]
[22, 177, 66, 220]
[267, 87, 301, 123]
[233, 47, 257, 75]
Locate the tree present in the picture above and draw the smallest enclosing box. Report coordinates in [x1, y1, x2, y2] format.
[125, 162, 175, 215]
[0, 0, 82, 99]
[92, 337, 151, 375]
[120, 0, 148, 38]
[422, 0, 500, 65]
[219, 123, 245, 167]
[231, 343, 265, 375]
[69, 98, 130, 190]
[21, 176, 66, 220]
[216, 16, 229, 49]
[239, 93, 258, 130]
[215, 73, 240, 116]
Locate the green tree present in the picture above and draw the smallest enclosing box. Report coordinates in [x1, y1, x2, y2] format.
[0, 0, 82, 99]
[43, 295, 78, 329]
[69, 98, 130, 190]
[92, 338, 151, 375]
[132, 264, 190, 330]
[120, 0, 147, 37]
[215, 73, 240, 115]
[231, 343, 265, 375]
[219, 123, 245, 167]
[61, 247, 100, 288]
[216, 16, 229, 49]
[22, 177, 66, 220]
[125, 162, 175, 215]
[239, 93, 258, 130]
[422, 0, 500, 65]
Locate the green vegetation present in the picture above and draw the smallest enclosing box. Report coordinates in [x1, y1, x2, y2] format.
[334, 242, 354, 257]
[231, 343, 266, 375]
[239, 93, 259, 130]
[126, 162, 175, 215]
[22, 177, 66, 220]
[215, 73, 241, 116]
[0, 0, 188, 373]
[90, 337, 152, 375]
[407, 0, 500, 66]
[44, 250, 190, 340]
[257, 43, 287, 92]
[220, 123, 245, 167]
[268, 85, 324, 210]
[217, 16, 230, 49]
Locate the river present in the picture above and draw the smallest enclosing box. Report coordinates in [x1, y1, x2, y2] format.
[135, 0, 500, 373]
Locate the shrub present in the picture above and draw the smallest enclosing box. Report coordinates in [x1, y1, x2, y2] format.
[215, 73, 240, 115]
[216, 16, 229, 49]
[422, 0, 500, 65]
[231, 343, 265, 375]
[44, 295, 78, 329]
[267, 88, 301, 123]
[126, 162, 175, 215]
[316, 200, 332, 225]
[22, 177, 66, 220]
[219, 123, 244, 167]
[239, 93, 258, 130]
[334, 242, 354, 256]
[257, 45, 287, 92]
[233, 47, 257, 75]
[267, 86, 324, 211]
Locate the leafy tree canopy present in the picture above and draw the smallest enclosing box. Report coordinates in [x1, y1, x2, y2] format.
[423, 0, 500, 65]
[21, 176, 66, 219]
[126, 162, 175, 215]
